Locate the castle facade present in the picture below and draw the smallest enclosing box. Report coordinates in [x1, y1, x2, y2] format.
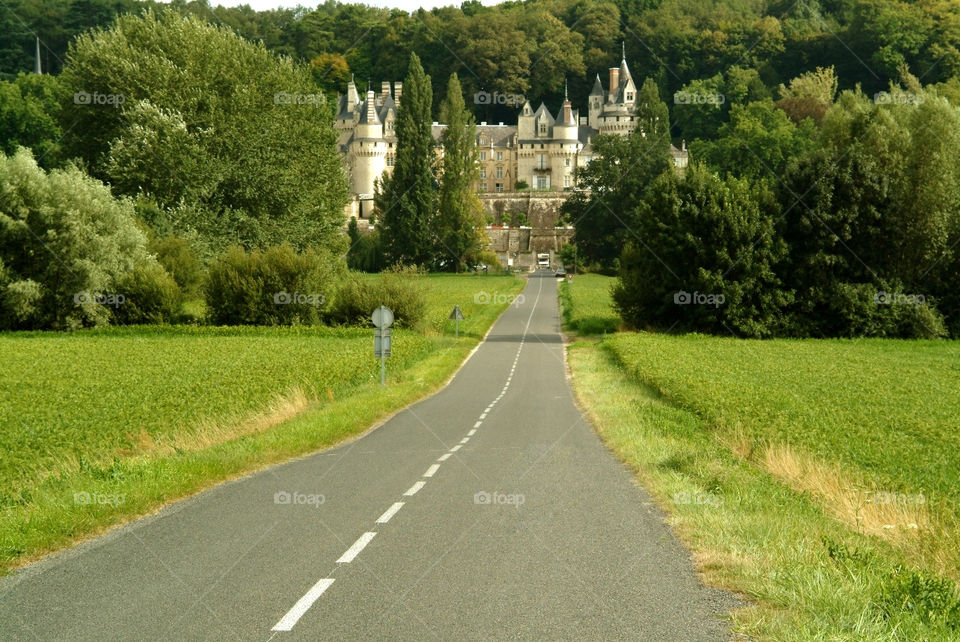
[335, 54, 688, 220]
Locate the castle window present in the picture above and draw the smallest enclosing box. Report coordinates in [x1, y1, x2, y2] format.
[539, 123, 547, 135]
[564, 175, 571, 188]
[626, 92, 634, 101]
[386, 154, 394, 167]
[480, 151, 486, 161]
[495, 182, 504, 193]
[496, 166, 503, 178]
[496, 151, 503, 161]
[481, 182, 487, 191]
[537, 154, 546, 170]
[480, 169, 486, 179]
[565, 157, 570, 167]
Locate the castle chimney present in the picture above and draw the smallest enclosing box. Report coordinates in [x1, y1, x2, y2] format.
[393, 81, 402, 107]
[381, 81, 391, 99]
[609, 68, 620, 95]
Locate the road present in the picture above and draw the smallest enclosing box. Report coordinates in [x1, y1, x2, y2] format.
[0, 273, 738, 641]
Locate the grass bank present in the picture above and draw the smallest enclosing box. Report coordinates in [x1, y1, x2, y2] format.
[0, 273, 523, 575]
[558, 273, 620, 334]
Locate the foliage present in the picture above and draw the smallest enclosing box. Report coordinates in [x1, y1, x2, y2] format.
[0, 148, 151, 330]
[0, 74, 63, 168]
[345, 217, 385, 273]
[205, 244, 342, 326]
[376, 53, 438, 267]
[59, 8, 349, 253]
[112, 261, 182, 325]
[613, 165, 788, 338]
[149, 235, 205, 299]
[436, 73, 486, 272]
[329, 267, 426, 329]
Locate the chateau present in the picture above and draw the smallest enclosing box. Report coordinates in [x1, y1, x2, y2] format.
[335, 53, 689, 220]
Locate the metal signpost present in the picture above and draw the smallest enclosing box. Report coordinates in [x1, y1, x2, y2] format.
[372, 305, 394, 386]
[449, 305, 464, 338]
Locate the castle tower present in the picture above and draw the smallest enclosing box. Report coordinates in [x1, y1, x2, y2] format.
[349, 88, 387, 217]
[554, 82, 578, 142]
[588, 74, 603, 130]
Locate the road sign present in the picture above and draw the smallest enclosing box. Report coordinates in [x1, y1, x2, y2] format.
[449, 305, 464, 338]
[374, 327, 391, 358]
[372, 306, 393, 386]
[372, 305, 394, 328]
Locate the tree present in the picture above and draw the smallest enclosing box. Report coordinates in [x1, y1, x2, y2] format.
[0, 148, 156, 330]
[59, 8, 348, 253]
[563, 78, 672, 271]
[437, 73, 485, 272]
[613, 164, 788, 338]
[697, 99, 817, 181]
[0, 75, 63, 169]
[376, 52, 438, 267]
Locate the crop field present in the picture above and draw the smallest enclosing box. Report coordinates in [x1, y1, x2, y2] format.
[558, 273, 620, 334]
[0, 273, 524, 573]
[0, 326, 430, 503]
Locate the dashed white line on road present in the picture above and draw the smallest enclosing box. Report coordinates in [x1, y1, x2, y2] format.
[423, 464, 440, 477]
[404, 481, 426, 496]
[450, 444, 462, 452]
[479, 413, 487, 419]
[336, 532, 377, 564]
[437, 453, 451, 461]
[459, 437, 470, 444]
[468, 429, 476, 436]
[271, 578, 335, 631]
[376, 502, 405, 524]
[474, 421, 483, 428]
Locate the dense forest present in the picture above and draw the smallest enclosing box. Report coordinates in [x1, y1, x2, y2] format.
[3, 0, 960, 126]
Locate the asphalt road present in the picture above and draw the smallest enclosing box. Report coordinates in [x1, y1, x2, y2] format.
[0, 273, 738, 641]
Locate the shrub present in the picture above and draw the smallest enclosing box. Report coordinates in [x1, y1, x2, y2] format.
[330, 267, 426, 329]
[346, 218, 385, 273]
[113, 261, 182, 325]
[0, 148, 150, 330]
[205, 244, 341, 326]
[150, 235, 204, 298]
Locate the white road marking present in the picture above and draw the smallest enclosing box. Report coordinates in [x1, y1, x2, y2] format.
[474, 421, 483, 428]
[423, 464, 440, 477]
[468, 429, 476, 436]
[485, 406, 492, 413]
[376, 502, 405, 524]
[271, 578, 335, 631]
[450, 444, 462, 452]
[437, 453, 451, 461]
[404, 481, 426, 496]
[337, 532, 377, 564]
[459, 437, 470, 444]
[479, 413, 487, 419]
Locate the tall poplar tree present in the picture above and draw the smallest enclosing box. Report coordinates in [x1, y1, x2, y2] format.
[377, 52, 437, 267]
[437, 73, 485, 272]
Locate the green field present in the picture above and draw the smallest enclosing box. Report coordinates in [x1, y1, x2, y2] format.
[558, 273, 620, 334]
[561, 280, 960, 639]
[0, 273, 524, 574]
